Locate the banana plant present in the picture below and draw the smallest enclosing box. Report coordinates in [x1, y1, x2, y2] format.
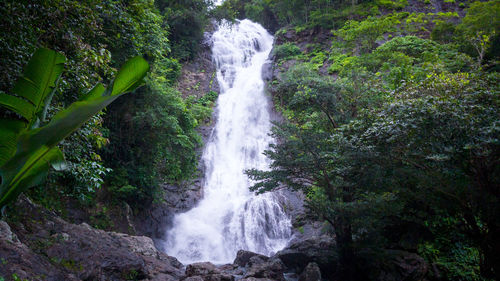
[0, 48, 149, 211]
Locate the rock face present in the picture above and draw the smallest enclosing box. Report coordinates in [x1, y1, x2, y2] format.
[0, 196, 185, 281]
[132, 180, 205, 247]
[1, 197, 431, 281]
[176, 26, 220, 100]
[299, 262, 322, 281]
[184, 262, 234, 281]
[377, 250, 430, 281]
[275, 235, 337, 278]
[233, 250, 269, 267]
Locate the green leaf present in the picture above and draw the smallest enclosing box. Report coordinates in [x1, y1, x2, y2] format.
[106, 56, 149, 96]
[6, 48, 65, 128]
[0, 120, 25, 167]
[0, 93, 35, 121]
[0, 55, 149, 209]
[81, 83, 106, 102]
[0, 147, 63, 208]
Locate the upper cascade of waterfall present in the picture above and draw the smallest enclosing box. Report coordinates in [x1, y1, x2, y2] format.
[162, 19, 292, 265]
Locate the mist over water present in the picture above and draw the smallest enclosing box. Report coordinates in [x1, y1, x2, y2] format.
[162, 19, 292, 264]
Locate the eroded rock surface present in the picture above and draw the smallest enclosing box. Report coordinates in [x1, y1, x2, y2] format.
[0, 196, 184, 281]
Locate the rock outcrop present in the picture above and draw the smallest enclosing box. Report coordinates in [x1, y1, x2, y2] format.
[1, 197, 431, 281]
[0, 196, 185, 281]
[274, 235, 337, 278]
[299, 262, 322, 281]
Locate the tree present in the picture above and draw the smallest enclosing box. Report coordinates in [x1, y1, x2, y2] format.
[459, 0, 500, 67]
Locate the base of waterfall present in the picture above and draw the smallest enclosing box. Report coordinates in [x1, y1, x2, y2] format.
[1, 195, 432, 281]
[0, 195, 332, 280]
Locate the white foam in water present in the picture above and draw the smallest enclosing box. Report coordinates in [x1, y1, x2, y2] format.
[162, 19, 292, 264]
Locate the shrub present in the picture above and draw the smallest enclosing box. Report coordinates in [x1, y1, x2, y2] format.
[273, 43, 302, 60]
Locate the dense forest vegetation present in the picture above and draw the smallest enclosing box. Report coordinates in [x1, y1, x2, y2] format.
[0, 0, 218, 213]
[212, 0, 499, 280]
[0, 0, 499, 280]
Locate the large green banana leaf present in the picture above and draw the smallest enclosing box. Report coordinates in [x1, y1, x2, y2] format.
[0, 120, 26, 167]
[0, 48, 65, 167]
[0, 48, 65, 127]
[0, 55, 149, 209]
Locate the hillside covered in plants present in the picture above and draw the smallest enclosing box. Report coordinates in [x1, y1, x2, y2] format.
[216, 0, 499, 280]
[0, 0, 219, 217]
[0, 0, 499, 280]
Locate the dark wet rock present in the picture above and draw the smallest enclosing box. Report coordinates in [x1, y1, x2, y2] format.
[243, 257, 286, 281]
[186, 262, 220, 276]
[1, 196, 185, 281]
[0, 220, 19, 243]
[377, 250, 430, 281]
[299, 262, 322, 281]
[185, 262, 235, 281]
[184, 277, 205, 281]
[234, 250, 269, 267]
[261, 61, 273, 82]
[274, 235, 337, 277]
[0, 220, 73, 281]
[133, 180, 206, 247]
[274, 27, 332, 53]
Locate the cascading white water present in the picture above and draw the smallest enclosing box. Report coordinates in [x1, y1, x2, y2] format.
[162, 19, 291, 264]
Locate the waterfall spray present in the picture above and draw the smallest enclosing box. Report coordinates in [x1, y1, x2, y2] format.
[163, 19, 291, 264]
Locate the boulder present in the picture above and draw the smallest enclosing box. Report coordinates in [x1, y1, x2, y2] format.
[0, 220, 73, 281]
[299, 262, 322, 281]
[2, 196, 185, 281]
[184, 277, 205, 281]
[274, 235, 337, 277]
[243, 257, 286, 281]
[186, 262, 220, 276]
[0, 220, 19, 243]
[377, 250, 429, 281]
[234, 250, 269, 267]
[184, 262, 235, 281]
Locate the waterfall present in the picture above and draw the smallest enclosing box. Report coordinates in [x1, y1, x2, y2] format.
[162, 19, 292, 264]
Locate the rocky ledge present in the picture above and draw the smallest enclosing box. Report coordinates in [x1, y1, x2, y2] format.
[0, 196, 184, 281]
[0, 195, 338, 281]
[1, 196, 431, 281]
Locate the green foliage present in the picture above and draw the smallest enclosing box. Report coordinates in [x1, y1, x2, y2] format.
[375, 0, 408, 9]
[103, 71, 203, 204]
[11, 274, 27, 281]
[250, 1, 500, 278]
[457, 0, 500, 67]
[90, 205, 114, 230]
[419, 241, 482, 281]
[334, 13, 406, 53]
[431, 21, 457, 43]
[210, 0, 241, 23]
[0, 48, 149, 210]
[159, 0, 211, 61]
[0, 0, 214, 208]
[0, 0, 154, 208]
[186, 90, 219, 126]
[97, 0, 213, 206]
[273, 43, 302, 60]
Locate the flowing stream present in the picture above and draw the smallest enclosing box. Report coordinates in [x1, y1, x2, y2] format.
[163, 19, 292, 264]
